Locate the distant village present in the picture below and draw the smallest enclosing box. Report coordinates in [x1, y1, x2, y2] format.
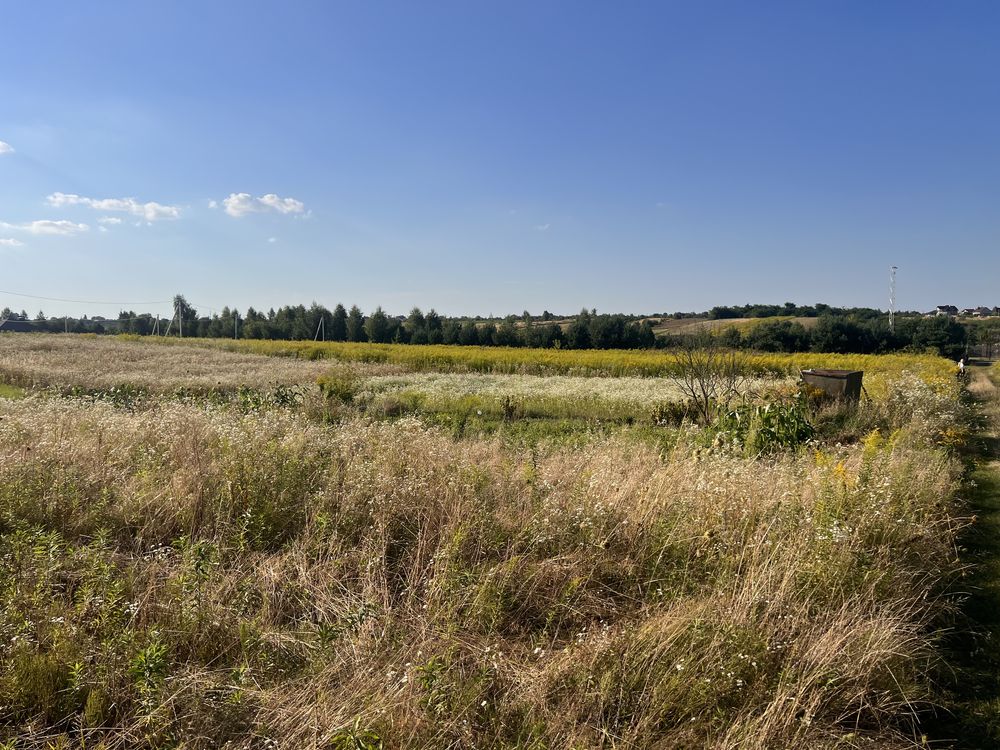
[931, 305, 1000, 318]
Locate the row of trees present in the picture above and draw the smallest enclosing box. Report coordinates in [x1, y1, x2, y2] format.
[697, 315, 969, 359]
[707, 302, 889, 320]
[130, 300, 658, 349]
[3, 297, 982, 358]
[139, 299, 967, 357]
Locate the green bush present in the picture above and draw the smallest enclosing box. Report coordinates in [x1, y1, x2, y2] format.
[715, 396, 814, 454]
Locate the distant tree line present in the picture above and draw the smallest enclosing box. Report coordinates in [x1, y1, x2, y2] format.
[137, 300, 658, 350]
[707, 302, 890, 320]
[695, 315, 969, 359]
[0, 308, 114, 334]
[1, 298, 986, 359]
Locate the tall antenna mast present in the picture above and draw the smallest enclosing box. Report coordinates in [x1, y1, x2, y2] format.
[888, 265, 898, 333]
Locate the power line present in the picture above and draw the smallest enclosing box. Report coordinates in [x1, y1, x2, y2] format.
[0, 289, 171, 306]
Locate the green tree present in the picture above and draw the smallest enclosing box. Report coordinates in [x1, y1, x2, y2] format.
[909, 316, 967, 358]
[346, 305, 367, 342]
[566, 309, 592, 349]
[364, 306, 391, 343]
[810, 316, 871, 354]
[441, 319, 461, 345]
[479, 321, 497, 346]
[458, 320, 479, 346]
[425, 309, 443, 344]
[495, 315, 521, 347]
[637, 320, 656, 348]
[745, 320, 810, 352]
[330, 304, 348, 341]
[173, 295, 198, 337]
[406, 307, 428, 344]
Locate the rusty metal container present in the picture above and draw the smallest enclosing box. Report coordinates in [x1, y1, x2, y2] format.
[800, 369, 863, 401]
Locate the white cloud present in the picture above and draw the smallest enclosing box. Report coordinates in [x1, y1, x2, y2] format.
[534, 223, 551, 231]
[47, 192, 181, 221]
[0, 220, 89, 235]
[208, 199, 218, 209]
[0, 238, 24, 246]
[98, 216, 123, 225]
[268, 237, 277, 243]
[99, 226, 108, 233]
[0, 141, 13, 155]
[222, 192, 305, 218]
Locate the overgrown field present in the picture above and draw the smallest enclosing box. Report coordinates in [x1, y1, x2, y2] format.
[129, 335, 954, 384]
[0, 335, 402, 394]
[0, 335, 972, 748]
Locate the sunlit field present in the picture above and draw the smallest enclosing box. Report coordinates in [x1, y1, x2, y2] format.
[0, 334, 403, 393]
[133, 335, 955, 383]
[0, 334, 969, 748]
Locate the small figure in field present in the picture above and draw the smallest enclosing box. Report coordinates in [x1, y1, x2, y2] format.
[958, 357, 966, 375]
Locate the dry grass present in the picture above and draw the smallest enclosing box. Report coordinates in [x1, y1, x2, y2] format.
[0, 365, 967, 748]
[651, 315, 821, 336]
[0, 334, 399, 394]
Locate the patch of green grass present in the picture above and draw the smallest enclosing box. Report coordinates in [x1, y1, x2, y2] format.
[925, 367, 1000, 747]
[0, 383, 25, 399]
[927, 463, 1000, 747]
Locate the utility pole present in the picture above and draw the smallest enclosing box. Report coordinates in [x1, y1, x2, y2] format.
[177, 298, 183, 338]
[888, 265, 897, 333]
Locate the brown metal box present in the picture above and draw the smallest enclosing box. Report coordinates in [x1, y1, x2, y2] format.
[800, 369, 863, 401]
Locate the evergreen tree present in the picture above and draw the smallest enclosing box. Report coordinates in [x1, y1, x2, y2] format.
[346, 305, 367, 342]
[330, 304, 348, 341]
[478, 321, 497, 346]
[458, 320, 479, 346]
[495, 315, 521, 347]
[425, 309, 443, 344]
[442, 319, 461, 345]
[406, 307, 426, 334]
[406, 307, 428, 344]
[364, 306, 391, 343]
[638, 320, 656, 348]
[566, 309, 592, 349]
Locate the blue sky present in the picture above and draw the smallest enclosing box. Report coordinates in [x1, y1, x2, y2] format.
[1, 1, 998, 319]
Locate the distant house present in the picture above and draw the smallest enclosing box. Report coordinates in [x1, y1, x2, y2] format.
[972, 306, 995, 317]
[935, 305, 958, 317]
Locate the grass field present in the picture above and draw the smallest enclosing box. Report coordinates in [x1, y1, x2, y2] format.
[650, 315, 821, 336]
[0, 334, 972, 748]
[130, 334, 955, 386]
[0, 334, 401, 394]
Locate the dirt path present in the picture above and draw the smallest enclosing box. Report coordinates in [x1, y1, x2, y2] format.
[928, 364, 1000, 747]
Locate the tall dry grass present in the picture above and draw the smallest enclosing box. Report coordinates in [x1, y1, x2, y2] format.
[0, 371, 965, 748]
[0, 334, 398, 394]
